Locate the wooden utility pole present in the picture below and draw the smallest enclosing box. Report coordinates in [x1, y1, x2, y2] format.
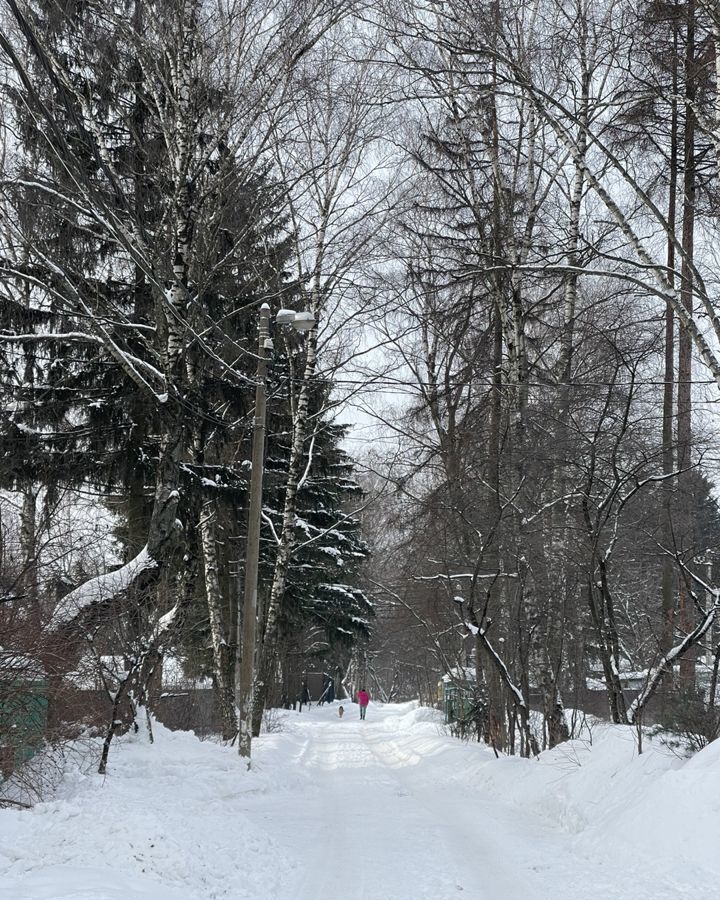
[237, 304, 271, 764]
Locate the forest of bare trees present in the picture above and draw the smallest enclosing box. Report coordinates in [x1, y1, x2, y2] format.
[2, 0, 720, 775]
[363, 0, 720, 754]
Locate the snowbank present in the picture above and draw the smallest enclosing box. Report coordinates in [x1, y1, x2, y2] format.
[0, 725, 292, 900]
[430, 717, 720, 891]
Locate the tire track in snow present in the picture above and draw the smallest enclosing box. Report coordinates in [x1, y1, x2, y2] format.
[264, 719, 525, 900]
[259, 709, 705, 900]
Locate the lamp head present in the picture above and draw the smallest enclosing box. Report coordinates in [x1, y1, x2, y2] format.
[293, 311, 315, 332]
[275, 309, 315, 332]
[275, 308, 296, 325]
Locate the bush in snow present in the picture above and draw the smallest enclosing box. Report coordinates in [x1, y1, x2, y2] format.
[654, 686, 720, 756]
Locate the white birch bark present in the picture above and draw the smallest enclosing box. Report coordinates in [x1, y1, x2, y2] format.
[199, 504, 236, 740]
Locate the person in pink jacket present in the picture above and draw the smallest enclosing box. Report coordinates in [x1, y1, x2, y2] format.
[357, 687, 370, 720]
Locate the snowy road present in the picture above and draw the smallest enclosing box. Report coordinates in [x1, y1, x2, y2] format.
[1, 702, 717, 900]
[253, 706, 702, 900]
[261, 715, 532, 900]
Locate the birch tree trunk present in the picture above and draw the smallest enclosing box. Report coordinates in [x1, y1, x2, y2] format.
[543, 70, 589, 749]
[677, 0, 697, 687]
[199, 504, 236, 741]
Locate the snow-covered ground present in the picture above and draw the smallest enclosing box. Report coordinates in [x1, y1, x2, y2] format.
[1, 702, 718, 899]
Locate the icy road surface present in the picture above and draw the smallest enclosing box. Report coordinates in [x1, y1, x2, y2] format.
[1, 702, 717, 900]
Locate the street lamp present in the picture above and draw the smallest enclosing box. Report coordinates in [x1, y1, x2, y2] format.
[236, 302, 314, 765]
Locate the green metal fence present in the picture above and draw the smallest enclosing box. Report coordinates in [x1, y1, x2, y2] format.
[0, 657, 48, 780]
[443, 682, 474, 724]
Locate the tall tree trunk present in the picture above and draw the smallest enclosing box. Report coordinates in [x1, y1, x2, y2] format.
[661, 25, 679, 703]
[477, 48, 513, 748]
[125, 0, 152, 562]
[543, 77, 589, 749]
[20, 487, 39, 635]
[199, 504, 236, 741]
[677, 0, 697, 686]
[477, 302, 508, 751]
[20, 254, 40, 635]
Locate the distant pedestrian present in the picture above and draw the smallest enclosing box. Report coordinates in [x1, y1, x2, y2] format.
[357, 687, 370, 720]
[338, 705, 344, 719]
[298, 683, 311, 712]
